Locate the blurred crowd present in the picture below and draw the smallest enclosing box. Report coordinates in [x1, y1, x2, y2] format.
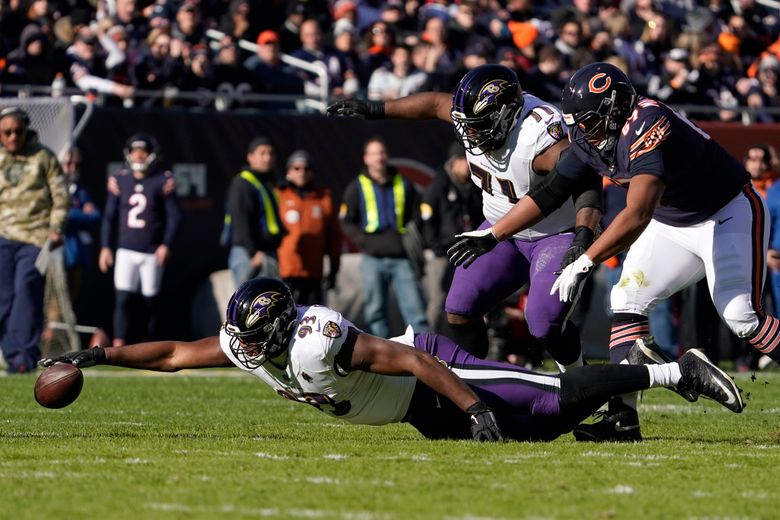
[2, 0, 780, 118]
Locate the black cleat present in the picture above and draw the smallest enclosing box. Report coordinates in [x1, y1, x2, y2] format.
[572, 397, 642, 442]
[625, 336, 699, 403]
[678, 349, 744, 413]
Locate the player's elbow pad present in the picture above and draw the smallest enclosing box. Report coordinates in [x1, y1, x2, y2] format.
[527, 170, 578, 216]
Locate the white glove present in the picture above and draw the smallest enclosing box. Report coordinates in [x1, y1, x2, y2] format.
[550, 253, 594, 302]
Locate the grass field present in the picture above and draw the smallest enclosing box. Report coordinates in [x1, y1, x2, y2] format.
[1, 367, 779, 519]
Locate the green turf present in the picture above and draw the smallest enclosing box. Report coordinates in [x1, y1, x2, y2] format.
[1, 368, 779, 519]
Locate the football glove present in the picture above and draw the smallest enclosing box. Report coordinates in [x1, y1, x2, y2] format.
[551, 253, 594, 303]
[447, 228, 499, 268]
[466, 401, 504, 442]
[39, 347, 106, 369]
[326, 100, 385, 119]
[560, 226, 595, 270]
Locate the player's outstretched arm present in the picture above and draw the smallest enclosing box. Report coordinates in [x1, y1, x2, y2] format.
[40, 337, 233, 372]
[327, 92, 453, 123]
[337, 329, 503, 441]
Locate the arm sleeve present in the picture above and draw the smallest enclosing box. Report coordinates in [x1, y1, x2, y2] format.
[527, 149, 597, 216]
[571, 170, 603, 213]
[162, 190, 181, 248]
[100, 190, 119, 249]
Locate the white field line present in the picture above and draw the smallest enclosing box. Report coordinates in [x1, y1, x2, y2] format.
[146, 502, 394, 519]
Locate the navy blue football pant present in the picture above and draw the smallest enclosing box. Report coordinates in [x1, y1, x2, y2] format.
[0, 236, 45, 372]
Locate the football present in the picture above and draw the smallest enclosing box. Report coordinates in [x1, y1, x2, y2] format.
[34, 362, 84, 409]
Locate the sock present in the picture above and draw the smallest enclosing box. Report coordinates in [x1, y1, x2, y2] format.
[645, 362, 682, 388]
[748, 315, 780, 361]
[609, 313, 650, 363]
[446, 318, 489, 359]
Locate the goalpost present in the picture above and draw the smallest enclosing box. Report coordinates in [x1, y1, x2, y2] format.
[0, 96, 95, 354]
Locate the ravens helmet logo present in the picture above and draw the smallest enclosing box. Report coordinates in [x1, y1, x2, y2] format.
[473, 79, 510, 115]
[245, 291, 283, 328]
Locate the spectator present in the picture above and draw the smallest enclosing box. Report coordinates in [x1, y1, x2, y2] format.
[111, 0, 149, 52]
[99, 133, 181, 346]
[367, 44, 428, 100]
[292, 18, 357, 98]
[3, 23, 56, 85]
[218, 0, 252, 41]
[174, 43, 215, 104]
[744, 144, 779, 198]
[0, 107, 68, 373]
[223, 136, 284, 286]
[645, 47, 697, 104]
[42, 146, 101, 351]
[211, 35, 255, 108]
[244, 30, 304, 106]
[278, 1, 310, 54]
[339, 137, 428, 337]
[277, 150, 341, 305]
[419, 142, 482, 333]
[332, 18, 360, 77]
[170, 0, 206, 58]
[522, 44, 566, 102]
[688, 44, 741, 121]
[59, 146, 101, 307]
[133, 28, 180, 93]
[418, 15, 456, 81]
[66, 27, 135, 100]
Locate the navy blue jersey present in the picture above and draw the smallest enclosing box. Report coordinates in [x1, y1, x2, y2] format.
[568, 96, 749, 225]
[101, 169, 181, 253]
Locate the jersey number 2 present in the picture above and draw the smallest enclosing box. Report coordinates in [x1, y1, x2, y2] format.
[127, 193, 147, 229]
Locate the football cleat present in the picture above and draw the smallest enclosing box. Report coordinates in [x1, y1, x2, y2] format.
[625, 336, 699, 402]
[572, 397, 642, 443]
[678, 349, 744, 413]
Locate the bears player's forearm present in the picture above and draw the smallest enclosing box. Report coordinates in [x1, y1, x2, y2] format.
[384, 92, 453, 122]
[585, 207, 651, 263]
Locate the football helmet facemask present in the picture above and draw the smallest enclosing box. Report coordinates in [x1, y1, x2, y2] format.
[451, 64, 524, 154]
[123, 132, 159, 172]
[561, 62, 636, 165]
[224, 277, 297, 369]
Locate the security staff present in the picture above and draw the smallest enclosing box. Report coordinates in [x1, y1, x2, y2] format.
[223, 136, 285, 286]
[339, 136, 428, 337]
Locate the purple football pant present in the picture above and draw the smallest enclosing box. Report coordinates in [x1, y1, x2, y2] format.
[445, 221, 575, 339]
[404, 333, 652, 441]
[405, 333, 566, 441]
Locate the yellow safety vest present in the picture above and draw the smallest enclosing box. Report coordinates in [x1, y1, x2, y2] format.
[357, 173, 406, 234]
[221, 170, 282, 245]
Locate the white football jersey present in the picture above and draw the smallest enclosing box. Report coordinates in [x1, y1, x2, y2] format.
[467, 93, 575, 240]
[219, 305, 416, 425]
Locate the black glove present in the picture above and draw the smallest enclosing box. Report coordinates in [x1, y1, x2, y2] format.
[467, 401, 504, 442]
[560, 226, 595, 271]
[38, 347, 106, 369]
[326, 100, 385, 119]
[446, 228, 499, 269]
